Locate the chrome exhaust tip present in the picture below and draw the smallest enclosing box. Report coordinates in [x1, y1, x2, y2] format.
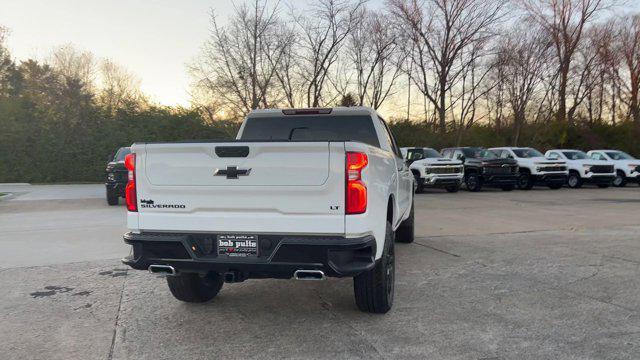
[293, 270, 326, 281]
[148, 265, 176, 276]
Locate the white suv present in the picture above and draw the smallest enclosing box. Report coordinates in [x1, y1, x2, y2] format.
[545, 149, 615, 188]
[489, 147, 567, 190]
[401, 147, 463, 193]
[587, 150, 640, 187]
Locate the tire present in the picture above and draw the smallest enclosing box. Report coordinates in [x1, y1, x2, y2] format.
[501, 185, 515, 191]
[444, 184, 460, 193]
[412, 172, 424, 193]
[354, 221, 395, 314]
[597, 183, 610, 188]
[166, 272, 224, 303]
[465, 173, 482, 192]
[613, 171, 627, 187]
[517, 171, 534, 190]
[548, 183, 563, 190]
[107, 191, 119, 205]
[567, 171, 583, 189]
[396, 200, 414, 243]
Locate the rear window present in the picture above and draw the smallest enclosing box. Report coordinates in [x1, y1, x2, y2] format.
[239, 115, 380, 147]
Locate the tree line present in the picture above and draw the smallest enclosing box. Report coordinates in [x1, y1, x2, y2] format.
[191, 0, 640, 142]
[1, 0, 640, 183]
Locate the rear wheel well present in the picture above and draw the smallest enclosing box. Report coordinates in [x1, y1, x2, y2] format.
[387, 196, 394, 224]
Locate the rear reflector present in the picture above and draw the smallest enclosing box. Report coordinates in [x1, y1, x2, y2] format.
[282, 108, 332, 115]
[124, 153, 137, 212]
[346, 152, 368, 214]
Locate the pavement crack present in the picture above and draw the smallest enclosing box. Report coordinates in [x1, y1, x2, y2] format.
[412, 241, 461, 258]
[107, 268, 128, 360]
[603, 255, 640, 265]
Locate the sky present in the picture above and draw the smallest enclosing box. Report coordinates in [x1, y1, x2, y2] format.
[0, 0, 638, 108]
[0, 0, 234, 106]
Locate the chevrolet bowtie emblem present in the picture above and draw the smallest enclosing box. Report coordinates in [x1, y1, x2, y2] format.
[214, 166, 252, 179]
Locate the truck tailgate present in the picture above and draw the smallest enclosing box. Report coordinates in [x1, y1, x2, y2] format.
[131, 142, 346, 234]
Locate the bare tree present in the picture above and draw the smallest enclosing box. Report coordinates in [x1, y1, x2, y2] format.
[0, 25, 14, 97]
[618, 14, 640, 124]
[490, 28, 552, 144]
[268, 23, 300, 107]
[348, 9, 402, 109]
[520, 0, 612, 124]
[389, 0, 505, 133]
[191, 0, 287, 116]
[98, 59, 143, 114]
[50, 44, 96, 90]
[296, 0, 365, 107]
[450, 40, 494, 145]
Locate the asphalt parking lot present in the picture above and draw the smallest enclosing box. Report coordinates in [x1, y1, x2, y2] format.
[1, 184, 639, 360]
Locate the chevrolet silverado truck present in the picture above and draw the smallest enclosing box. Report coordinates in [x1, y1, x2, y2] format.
[400, 147, 463, 193]
[587, 150, 640, 187]
[441, 147, 518, 192]
[105, 147, 131, 205]
[545, 149, 615, 188]
[121, 107, 414, 314]
[489, 147, 567, 190]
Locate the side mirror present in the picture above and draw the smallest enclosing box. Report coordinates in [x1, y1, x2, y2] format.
[414, 153, 424, 160]
[458, 155, 466, 162]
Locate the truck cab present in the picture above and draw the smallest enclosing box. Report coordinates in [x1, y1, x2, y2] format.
[586, 150, 640, 187]
[121, 107, 413, 314]
[401, 147, 463, 193]
[489, 147, 567, 190]
[545, 149, 615, 188]
[441, 147, 518, 192]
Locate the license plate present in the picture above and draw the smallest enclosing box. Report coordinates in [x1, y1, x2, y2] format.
[217, 234, 258, 258]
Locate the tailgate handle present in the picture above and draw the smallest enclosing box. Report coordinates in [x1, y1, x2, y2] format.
[215, 146, 249, 158]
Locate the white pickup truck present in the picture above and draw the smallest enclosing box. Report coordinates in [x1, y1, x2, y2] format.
[545, 149, 615, 188]
[586, 150, 640, 187]
[121, 107, 414, 313]
[489, 147, 568, 190]
[400, 147, 463, 193]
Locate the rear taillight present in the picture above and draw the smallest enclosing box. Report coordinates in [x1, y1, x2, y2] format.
[346, 152, 368, 214]
[124, 153, 137, 212]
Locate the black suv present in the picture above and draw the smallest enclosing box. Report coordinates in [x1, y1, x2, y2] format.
[441, 147, 519, 192]
[105, 147, 131, 205]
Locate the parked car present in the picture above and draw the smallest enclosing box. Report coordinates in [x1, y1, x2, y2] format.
[441, 147, 519, 192]
[545, 149, 615, 188]
[586, 150, 640, 187]
[105, 147, 131, 205]
[489, 147, 568, 190]
[121, 107, 414, 314]
[400, 147, 463, 193]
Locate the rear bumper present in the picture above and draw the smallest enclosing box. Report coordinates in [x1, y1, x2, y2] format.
[121, 232, 376, 279]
